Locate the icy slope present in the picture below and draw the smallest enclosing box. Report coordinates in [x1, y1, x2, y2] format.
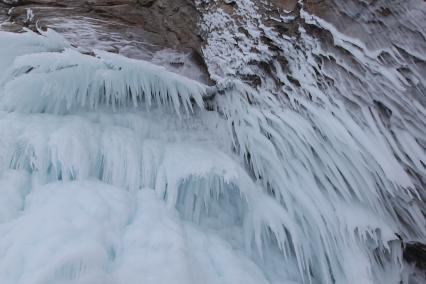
[0, 0, 425, 282]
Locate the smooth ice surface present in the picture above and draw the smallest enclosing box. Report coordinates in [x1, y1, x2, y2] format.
[0, 6, 425, 282]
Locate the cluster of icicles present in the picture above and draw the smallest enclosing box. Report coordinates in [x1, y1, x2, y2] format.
[0, 28, 424, 284]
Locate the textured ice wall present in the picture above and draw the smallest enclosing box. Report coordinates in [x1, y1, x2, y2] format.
[196, 0, 426, 283]
[0, 0, 425, 282]
[0, 30, 299, 284]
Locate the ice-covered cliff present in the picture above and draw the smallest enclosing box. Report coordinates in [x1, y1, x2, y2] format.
[0, 0, 425, 283]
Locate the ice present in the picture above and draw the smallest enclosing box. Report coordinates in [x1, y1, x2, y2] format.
[0, 180, 133, 284]
[115, 190, 273, 284]
[1, 48, 206, 115]
[0, 7, 425, 284]
[0, 170, 30, 223]
[0, 29, 69, 73]
[196, 0, 426, 283]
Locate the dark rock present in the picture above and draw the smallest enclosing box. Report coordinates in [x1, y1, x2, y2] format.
[404, 242, 426, 271]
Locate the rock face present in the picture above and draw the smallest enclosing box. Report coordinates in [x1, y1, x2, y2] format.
[2, 0, 201, 53]
[405, 242, 426, 271]
[0, 0, 210, 82]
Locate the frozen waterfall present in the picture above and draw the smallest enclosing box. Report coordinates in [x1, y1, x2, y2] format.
[0, 3, 425, 283]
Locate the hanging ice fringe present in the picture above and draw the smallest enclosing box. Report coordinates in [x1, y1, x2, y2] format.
[1, 48, 206, 115]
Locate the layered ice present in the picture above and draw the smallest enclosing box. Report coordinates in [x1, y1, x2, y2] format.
[0, 2, 425, 282]
[0, 29, 297, 284]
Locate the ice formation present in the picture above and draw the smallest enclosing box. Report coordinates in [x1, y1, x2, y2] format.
[0, 0, 425, 283]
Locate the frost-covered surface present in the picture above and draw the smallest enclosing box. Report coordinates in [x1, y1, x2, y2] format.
[0, 0, 425, 283]
[196, 0, 426, 283]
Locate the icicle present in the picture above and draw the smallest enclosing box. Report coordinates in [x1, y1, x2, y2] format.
[0, 49, 207, 115]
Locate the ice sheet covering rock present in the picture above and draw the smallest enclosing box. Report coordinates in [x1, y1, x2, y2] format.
[196, 0, 426, 283]
[0, 0, 425, 283]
